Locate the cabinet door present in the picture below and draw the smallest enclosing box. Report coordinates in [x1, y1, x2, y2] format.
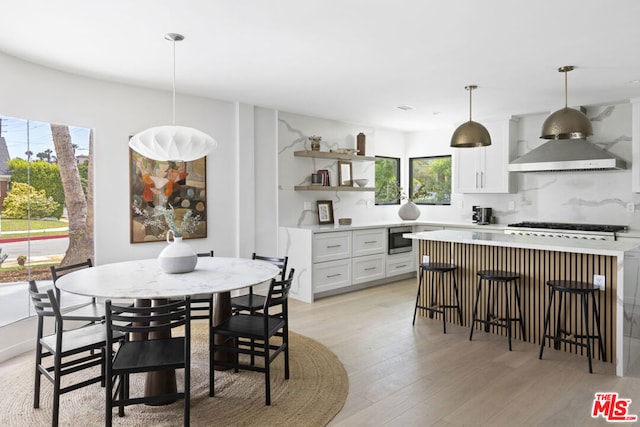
[453, 117, 517, 194]
[386, 252, 416, 277]
[352, 228, 386, 257]
[479, 118, 516, 193]
[453, 147, 481, 193]
[313, 232, 352, 263]
[313, 259, 352, 293]
[352, 254, 385, 284]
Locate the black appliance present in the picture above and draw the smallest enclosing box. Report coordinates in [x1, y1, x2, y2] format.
[505, 222, 628, 241]
[388, 226, 413, 254]
[472, 206, 492, 225]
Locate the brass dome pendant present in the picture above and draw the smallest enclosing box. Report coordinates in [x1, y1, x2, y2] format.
[450, 85, 491, 148]
[540, 66, 593, 140]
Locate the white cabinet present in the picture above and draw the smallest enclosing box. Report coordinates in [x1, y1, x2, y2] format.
[386, 252, 415, 277]
[313, 258, 352, 293]
[352, 228, 386, 257]
[313, 232, 352, 263]
[352, 254, 386, 284]
[453, 117, 518, 193]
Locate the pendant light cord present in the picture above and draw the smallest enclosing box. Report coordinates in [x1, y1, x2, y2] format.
[172, 37, 176, 125]
[469, 86, 473, 121]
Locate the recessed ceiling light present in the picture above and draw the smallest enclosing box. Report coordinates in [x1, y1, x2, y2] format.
[396, 105, 416, 111]
[629, 79, 640, 84]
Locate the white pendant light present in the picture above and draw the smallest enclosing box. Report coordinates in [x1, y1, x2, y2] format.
[129, 33, 217, 161]
[540, 66, 593, 140]
[450, 85, 492, 148]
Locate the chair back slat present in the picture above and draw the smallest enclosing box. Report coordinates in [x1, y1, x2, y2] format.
[106, 297, 191, 336]
[50, 259, 93, 283]
[264, 268, 294, 311]
[28, 280, 56, 317]
[253, 253, 288, 280]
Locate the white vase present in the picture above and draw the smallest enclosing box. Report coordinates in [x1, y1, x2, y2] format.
[398, 201, 420, 220]
[158, 231, 197, 274]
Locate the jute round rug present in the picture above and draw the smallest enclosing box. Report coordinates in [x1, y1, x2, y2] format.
[0, 324, 348, 426]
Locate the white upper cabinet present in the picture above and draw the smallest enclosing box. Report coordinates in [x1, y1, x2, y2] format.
[453, 117, 518, 193]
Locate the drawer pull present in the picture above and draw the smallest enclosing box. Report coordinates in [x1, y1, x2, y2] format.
[326, 244, 342, 249]
[326, 273, 342, 278]
[395, 264, 407, 268]
[364, 240, 377, 244]
[364, 267, 377, 271]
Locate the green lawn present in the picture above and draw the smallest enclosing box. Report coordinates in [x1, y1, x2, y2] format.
[0, 218, 68, 238]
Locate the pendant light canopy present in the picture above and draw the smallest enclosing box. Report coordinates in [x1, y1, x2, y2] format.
[540, 66, 593, 140]
[129, 33, 217, 162]
[450, 85, 492, 148]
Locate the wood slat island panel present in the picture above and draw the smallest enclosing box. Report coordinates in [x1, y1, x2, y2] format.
[406, 229, 640, 376]
[418, 240, 616, 362]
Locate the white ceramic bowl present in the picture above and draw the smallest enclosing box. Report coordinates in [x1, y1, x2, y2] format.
[354, 179, 369, 187]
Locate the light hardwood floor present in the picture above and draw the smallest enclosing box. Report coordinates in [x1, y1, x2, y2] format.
[3, 278, 639, 426]
[288, 278, 640, 427]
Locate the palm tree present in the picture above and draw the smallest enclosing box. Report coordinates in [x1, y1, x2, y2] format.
[51, 124, 93, 264]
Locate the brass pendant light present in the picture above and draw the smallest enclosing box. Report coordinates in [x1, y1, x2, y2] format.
[450, 85, 492, 148]
[540, 66, 593, 140]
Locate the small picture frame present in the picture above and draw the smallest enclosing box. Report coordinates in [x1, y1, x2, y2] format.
[338, 161, 353, 187]
[317, 200, 334, 225]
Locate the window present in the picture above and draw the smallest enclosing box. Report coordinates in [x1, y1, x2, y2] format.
[0, 114, 93, 327]
[409, 155, 451, 205]
[375, 156, 400, 205]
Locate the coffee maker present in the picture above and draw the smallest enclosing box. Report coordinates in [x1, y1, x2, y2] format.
[472, 206, 492, 225]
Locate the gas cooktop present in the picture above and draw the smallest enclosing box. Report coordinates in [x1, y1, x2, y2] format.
[507, 222, 628, 233]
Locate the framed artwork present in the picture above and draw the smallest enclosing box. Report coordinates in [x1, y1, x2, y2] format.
[129, 148, 207, 243]
[338, 161, 353, 187]
[317, 200, 334, 225]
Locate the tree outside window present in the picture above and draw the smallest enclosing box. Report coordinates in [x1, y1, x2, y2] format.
[409, 156, 451, 205]
[375, 156, 400, 205]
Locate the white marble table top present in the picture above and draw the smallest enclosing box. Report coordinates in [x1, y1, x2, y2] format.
[55, 257, 281, 299]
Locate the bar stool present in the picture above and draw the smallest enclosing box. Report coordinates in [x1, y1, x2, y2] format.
[539, 280, 605, 373]
[469, 270, 525, 351]
[412, 262, 463, 333]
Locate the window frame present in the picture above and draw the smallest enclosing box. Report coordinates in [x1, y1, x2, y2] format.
[408, 155, 452, 206]
[374, 155, 401, 206]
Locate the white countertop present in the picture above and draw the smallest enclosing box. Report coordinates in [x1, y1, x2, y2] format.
[283, 220, 507, 233]
[406, 230, 640, 256]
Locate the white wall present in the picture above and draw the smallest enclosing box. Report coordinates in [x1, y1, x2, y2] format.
[0, 51, 243, 261]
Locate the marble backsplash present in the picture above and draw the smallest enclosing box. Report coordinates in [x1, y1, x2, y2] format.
[278, 103, 639, 230]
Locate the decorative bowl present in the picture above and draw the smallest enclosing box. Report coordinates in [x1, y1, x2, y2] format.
[354, 179, 369, 187]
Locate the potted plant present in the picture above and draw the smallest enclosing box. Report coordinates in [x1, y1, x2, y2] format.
[308, 135, 322, 151]
[394, 184, 429, 220]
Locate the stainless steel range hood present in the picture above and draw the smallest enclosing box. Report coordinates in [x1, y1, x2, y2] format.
[508, 139, 626, 172]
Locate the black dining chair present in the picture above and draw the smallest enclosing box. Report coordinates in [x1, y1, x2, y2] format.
[230, 253, 288, 315]
[105, 297, 191, 426]
[210, 269, 294, 405]
[50, 258, 105, 323]
[190, 250, 215, 320]
[29, 280, 124, 427]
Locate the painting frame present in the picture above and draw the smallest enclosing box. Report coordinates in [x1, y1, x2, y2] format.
[338, 161, 353, 187]
[317, 200, 334, 225]
[129, 148, 207, 243]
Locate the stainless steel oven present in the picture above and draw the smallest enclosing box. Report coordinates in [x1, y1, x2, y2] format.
[388, 226, 413, 254]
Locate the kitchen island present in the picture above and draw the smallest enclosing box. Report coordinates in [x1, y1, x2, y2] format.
[406, 230, 640, 377]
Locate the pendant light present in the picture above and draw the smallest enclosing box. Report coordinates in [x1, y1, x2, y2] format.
[450, 85, 492, 148]
[540, 66, 593, 140]
[129, 33, 217, 161]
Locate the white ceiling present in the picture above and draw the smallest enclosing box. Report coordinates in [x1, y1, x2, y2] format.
[2, 0, 640, 132]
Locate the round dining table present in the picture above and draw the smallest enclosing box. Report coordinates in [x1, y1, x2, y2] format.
[55, 256, 281, 401]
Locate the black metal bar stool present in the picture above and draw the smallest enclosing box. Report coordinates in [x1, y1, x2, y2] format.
[469, 270, 525, 351]
[539, 280, 605, 373]
[412, 262, 463, 333]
